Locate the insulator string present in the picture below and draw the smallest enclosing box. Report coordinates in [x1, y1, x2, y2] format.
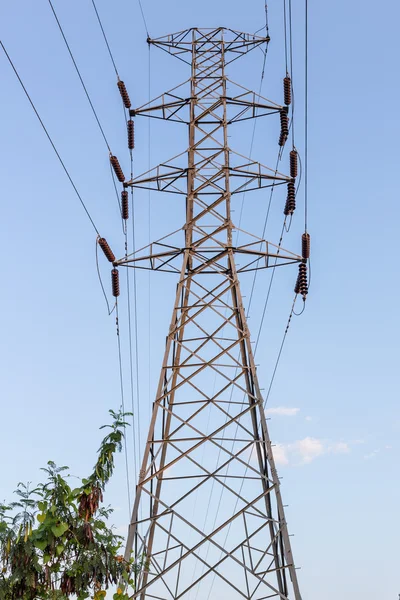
[95, 238, 116, 316]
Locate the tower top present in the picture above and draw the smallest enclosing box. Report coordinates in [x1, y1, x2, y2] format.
[148, 27, 269, 63]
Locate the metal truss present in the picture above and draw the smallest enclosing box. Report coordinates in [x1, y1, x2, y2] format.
[121, 27, 303, 600]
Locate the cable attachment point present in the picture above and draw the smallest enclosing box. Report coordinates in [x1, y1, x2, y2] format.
[111, 268, 120, 297]
[279, 109, 289, 146]
[110, 154, 125, 183]
[117, 80, 131, 109]
[127, 119, 135, 150]
[98, 237, 116, 263]
[294, 263, 308, 300]
[290, 149, 298, 178]
[284, 180, 296, 215]
[283, 76, 292, 106]
[302, 232, 310, 259]
[121, 190, 129, 220]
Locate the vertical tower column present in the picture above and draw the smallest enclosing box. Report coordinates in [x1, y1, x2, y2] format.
[120, 28, 303, 600]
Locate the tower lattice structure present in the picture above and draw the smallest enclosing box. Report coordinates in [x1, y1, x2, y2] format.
[117, 27, 304, 600]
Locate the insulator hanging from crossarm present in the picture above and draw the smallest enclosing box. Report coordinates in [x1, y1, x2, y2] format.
[127, 119, 135, 150]
[294, 263, 308, 300]
[98, 237, 115, 263]
[110, 155, 125, 183]
[279, 108, 289, 146]
[121, 190, 129, 220]
[290, 149, 298, 178]
[284, 76, 292, 105]
[117, 80, 131, 109]
[302, 232, 310, 259]
[284, 180, 296, 215]
[111, 268, 120, 297]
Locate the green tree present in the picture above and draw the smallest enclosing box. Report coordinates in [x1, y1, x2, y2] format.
[0, 410, 137, 600]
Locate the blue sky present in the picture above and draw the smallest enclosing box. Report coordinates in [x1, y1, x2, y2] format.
[0, 1, 399, 599]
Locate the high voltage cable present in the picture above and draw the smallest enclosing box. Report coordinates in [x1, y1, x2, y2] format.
[288, 0, 295, 146]
[236, 0, 270, 241]
[49, 0, 136, 509]
[88, 0, 144, 510]
[115, 302, 132, 514]
[88, 0, 142, 500]
[137, 0, 150, 37]
[91, 0, 119, 77]
[147, 45, 152, 417]
[47, 0, 111, 152]
[0, 40, 100, 235]
[305, 0, 309, 231]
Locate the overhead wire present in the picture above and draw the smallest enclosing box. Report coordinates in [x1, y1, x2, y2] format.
[115, 301, 132, 514]
[91, 0, 119, 77]
[305, 0, 309, 232]
[283, 0, 289, 73]
[88, 0, 142, 503]
[289, 0, 295, 145]
[147, 44, 152, 419]
[1, 25, 133, 512]
[0, 39, 100, 236]
[137, 0, 150, 37]
[47, 0, 111, 152]
[47, 0, 125, 225]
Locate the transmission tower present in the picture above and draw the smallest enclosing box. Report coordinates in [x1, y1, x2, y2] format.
[113, 27, 307, 600]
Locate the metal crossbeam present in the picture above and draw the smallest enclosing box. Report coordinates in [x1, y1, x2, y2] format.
[121, 27, 303, 600]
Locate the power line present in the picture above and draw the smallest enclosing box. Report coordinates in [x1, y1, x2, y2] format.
[88, 0, 143, 511]
[305, 0, 309, 231]
[0, 39, 100, 235]
[91, 0, 119, 78]
[288, 0, 295, 146]
[283, 0, 289, 73]
[87, 0, 141, 507]
[137, 0, 150, 37]
[115, 302, 132, 515]
[47, 0, 111, 151]
[47, 0, 135, 511]
[263, 296, 296, 408]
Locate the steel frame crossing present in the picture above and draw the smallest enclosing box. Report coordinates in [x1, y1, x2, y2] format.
[119, 27, 303, 600]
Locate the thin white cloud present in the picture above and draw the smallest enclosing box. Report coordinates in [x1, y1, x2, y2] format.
[330, 441, 350, 455]
[270, 437, 351, 466]
[305, 416, 313, 422]
[364, 449, 380, 459]
[273, 444, 289, 466]
[266, 407, 300, 417]
[293, 437, 325, 463]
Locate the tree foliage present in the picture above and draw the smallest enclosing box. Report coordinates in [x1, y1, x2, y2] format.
[0, 410, 137, 600]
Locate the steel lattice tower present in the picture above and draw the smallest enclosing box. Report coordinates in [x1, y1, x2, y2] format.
[117, 27, 304, 600]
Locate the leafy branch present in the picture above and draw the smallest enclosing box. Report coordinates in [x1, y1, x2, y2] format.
[0, 409, 137, 600]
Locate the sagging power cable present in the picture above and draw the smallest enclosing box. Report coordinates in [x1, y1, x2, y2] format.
[0, 40, 100, 235]
[47, 0, 111, 152]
